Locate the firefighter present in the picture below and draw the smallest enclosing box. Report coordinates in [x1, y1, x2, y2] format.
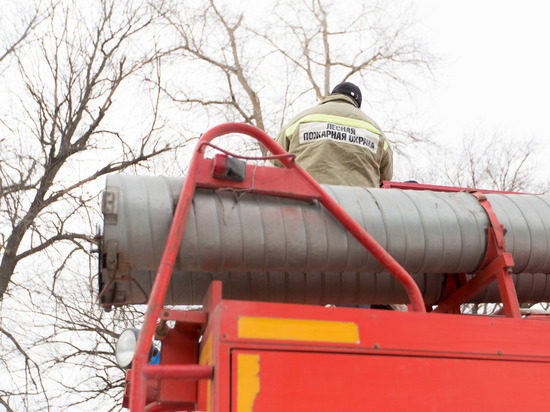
[274, 82, 393, 187]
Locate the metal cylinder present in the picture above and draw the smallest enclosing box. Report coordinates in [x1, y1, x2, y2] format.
[99, 175, 550, 307]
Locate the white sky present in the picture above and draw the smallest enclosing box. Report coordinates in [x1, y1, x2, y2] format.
[237, 0, 550, 169]
[415, 0, 550, 146]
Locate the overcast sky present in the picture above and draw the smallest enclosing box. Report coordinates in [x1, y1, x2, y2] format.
[415, 0, 550, 148]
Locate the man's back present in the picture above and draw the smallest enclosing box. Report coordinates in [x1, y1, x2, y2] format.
[275, 89, 393, 187]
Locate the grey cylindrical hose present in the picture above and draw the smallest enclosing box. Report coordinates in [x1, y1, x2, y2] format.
[99, 175, 550, 306]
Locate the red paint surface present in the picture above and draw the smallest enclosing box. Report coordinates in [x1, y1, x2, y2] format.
[231, 349, 550, 411]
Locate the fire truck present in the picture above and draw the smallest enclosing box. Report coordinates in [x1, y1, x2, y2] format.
[99, 123, 550, 411]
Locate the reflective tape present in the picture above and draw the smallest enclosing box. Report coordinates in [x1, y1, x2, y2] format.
[285, 114, 381, 137]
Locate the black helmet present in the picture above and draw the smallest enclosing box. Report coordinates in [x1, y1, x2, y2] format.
[331, 82, 362, 108]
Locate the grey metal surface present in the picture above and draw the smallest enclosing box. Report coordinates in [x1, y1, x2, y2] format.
[469, 273, 550, 303]
[98, 175, 550, 307]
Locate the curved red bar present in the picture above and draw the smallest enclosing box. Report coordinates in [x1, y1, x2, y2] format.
[130, 122, 426, 411]
[192, 123, 425, 312]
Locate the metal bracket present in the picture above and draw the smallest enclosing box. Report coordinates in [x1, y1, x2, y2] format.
[434, 190, 521, 318]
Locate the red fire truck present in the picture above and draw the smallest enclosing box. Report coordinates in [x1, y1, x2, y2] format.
[99, 123, 550, 411]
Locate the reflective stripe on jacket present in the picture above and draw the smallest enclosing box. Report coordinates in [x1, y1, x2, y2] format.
[274, 94, 393, 187]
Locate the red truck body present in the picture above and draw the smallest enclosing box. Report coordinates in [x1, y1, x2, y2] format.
[116, 123, 550, 411]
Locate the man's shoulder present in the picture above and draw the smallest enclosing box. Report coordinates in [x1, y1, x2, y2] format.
[286, 95, 355, 121]
[281, 95, 385, 137]
[280, 105, 324, 134]
[317, 101, 382, 131]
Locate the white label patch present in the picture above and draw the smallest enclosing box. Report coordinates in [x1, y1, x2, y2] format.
[298, 122, 380, 153]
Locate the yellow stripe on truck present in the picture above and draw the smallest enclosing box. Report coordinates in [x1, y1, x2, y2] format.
[238, 317, 360, 344]
[237, 354, 260, 412]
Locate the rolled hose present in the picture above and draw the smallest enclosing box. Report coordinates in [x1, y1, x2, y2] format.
[98, 175, 550, 306]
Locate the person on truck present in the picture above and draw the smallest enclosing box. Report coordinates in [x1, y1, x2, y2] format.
[273, 82, 393, 187]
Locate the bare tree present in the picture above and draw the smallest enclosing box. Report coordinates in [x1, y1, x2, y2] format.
[1, 0, 437, 410]
[407, 133, 547, 316]
[1, 253, 146, 410]
[41, 270, 145, 410]
[0, 2, 46, 67]
[0, 0, 184, 410]
[0, 0, 171, 300]
[440, 134, 543, 193]
[151, 0, 435, 150]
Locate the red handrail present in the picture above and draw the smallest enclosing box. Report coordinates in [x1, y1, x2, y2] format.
[130, 123, 425, 411]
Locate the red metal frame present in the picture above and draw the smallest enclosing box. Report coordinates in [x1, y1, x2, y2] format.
[380, 180, 522, 194]
[381, 182, 521, 318]
[129, 123, 428, 411]
[433, 190, 520, 317]
[127, 123, 527, 411]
